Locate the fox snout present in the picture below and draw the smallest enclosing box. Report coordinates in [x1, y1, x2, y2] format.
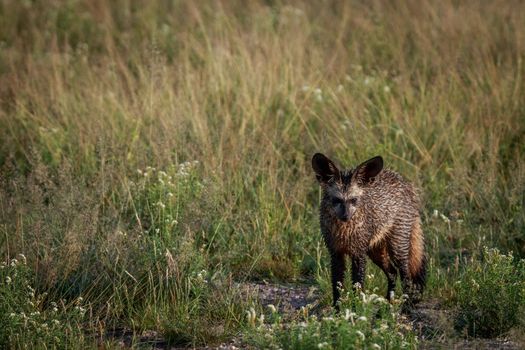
[334, 203, 355, 222]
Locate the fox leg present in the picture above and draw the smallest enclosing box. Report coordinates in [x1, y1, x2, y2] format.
[330, 251, 346, 309]
[351, 255, 367, 290]
[368, 244, 398, 300]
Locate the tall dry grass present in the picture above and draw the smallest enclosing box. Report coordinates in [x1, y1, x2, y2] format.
[0, 0, 524, 346]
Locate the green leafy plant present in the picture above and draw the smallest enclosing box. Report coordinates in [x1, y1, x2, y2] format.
[0, 255, 88, 349]
[453, 247, 525, 337]
[246, 288, 417, 349]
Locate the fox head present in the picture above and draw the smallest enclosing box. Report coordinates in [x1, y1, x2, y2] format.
[312, 153, 383, 222]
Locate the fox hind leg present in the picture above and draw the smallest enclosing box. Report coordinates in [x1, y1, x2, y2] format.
[368, 243, 398, 301]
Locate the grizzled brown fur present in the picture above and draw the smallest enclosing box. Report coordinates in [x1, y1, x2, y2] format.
[312, 153, 426, 308]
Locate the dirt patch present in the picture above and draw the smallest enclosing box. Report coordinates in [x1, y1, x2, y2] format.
[237, 281, 320, 317]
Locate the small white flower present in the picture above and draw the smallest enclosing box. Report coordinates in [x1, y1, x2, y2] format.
[356, 330, 365, 340]
[344, 308, 351, 321]
[267, 304, 277, 313]
[317, 342, 329, 349]
[167, 192, 174, 198]
[357, 316, 367, 322]
[388, 290, 395, 300]
[9, 313, 16, 318]
[18, 254, 27, 264]
[432, 209, 439, 218]
[372, 343, 381, 349]
[5, 276, 11, 284]
[383, 86, 391, 93]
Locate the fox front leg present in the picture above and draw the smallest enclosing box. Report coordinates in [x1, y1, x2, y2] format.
[330, 252, 346, 310]
[351, 255, 367, 290]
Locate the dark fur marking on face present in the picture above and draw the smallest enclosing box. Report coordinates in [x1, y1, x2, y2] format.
[340, 169, 353, 190]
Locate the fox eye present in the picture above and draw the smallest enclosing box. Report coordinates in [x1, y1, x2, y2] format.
[349, 197, 358, 205]
[331, 197, 344, 206]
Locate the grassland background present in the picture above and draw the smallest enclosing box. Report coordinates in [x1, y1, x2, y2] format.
[0, 0, 524, 347]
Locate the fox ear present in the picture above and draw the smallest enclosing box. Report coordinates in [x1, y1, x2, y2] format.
[355, 156, 383, 184]
[312, 153, 340, 183]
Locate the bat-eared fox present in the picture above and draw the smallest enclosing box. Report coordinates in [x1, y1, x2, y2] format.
[312, 153, 426, 309]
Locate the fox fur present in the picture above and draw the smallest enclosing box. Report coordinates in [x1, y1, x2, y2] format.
[312, 153, 426, 308]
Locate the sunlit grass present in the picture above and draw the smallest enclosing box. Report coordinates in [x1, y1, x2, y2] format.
[0, 0, 524, 347]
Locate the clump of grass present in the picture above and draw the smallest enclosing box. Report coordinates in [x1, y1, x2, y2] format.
[0, 255, 89, 349]
[452, 247, 525, 338]
[0, 0, 524, 347]
[246, 288, 417, 349]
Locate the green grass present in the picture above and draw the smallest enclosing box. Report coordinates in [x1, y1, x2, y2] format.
[246, 289, 418, 349]
[0, 0, 524, 348]
[451, 248, 525, 338]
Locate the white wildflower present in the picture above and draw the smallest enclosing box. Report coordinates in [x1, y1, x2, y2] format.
[432, 209, 439, 218]
[440, 213, 450, 223]
[356, 330, 365, 340]
[383, 85, 391, 93]
[344, 308, 351, 321]
[267, 304, 277, 313]
[372, 343, 381, 349]
[357, 316, 367, 322]
[18, 254, 27, 264]
[5, 276, 11, 284]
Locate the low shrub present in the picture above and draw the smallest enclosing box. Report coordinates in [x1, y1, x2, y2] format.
[453, 247, 525, 338]
[246, 288, 417, 349]
[0, 255, 88, 349]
